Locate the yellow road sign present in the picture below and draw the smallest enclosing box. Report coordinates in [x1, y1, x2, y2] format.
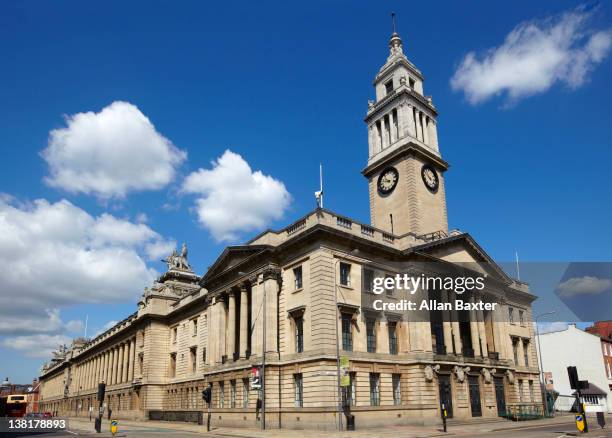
[575, 414, 585, 432]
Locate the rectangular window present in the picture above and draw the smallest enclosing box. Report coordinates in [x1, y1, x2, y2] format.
[523, 340, 529, 367]
[342, 314, 353, 351]
[202, 347, 207, 365]
[385, 80, 393, 95]
[295, 316, 304, 353]
[242, 378, 249, 408]
[392, 373, 401, 405]
[169, 353, 176, 378]
[518, 380, 524, 402]
[366, 319, 377, 353]
[528, 380, 534, 402]
[388, 322, 398, 355]
[363, 268, 374, 293]
[190, 347, 197, 374]
[230, 380, 236, 408]
[192, 318, 198, 336]
[409, 78, 415, 89]
[218, 382, 224, 408]
[293, 266, 303, 290]
[519, 310, 525, 326]
[294, 373, 303, 407]
[340, 262, 351, 286]
[171, 326, 178, 344]
[509, 307, 515, 324]
[369, 373, 380, 406]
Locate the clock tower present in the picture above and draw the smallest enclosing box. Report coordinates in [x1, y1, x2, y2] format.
[363, 24, 449, 237]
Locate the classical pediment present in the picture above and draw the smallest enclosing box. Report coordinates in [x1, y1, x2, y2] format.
[201, 245, 270, 285]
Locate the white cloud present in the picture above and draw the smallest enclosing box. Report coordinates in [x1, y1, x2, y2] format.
[42, 101, 186, 198]
[1, 334, 73, 359]
[451, 8, 612, 104]
[0, 197, 174, 336]
[182, 150, 291, 241]
[556, 275, 612, 298]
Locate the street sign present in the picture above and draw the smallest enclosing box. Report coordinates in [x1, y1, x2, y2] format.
[251, 366, 261, 389]
[340, 357, 350, 387]
[110, 419, 118, 437]
[575, 414, 585, 432]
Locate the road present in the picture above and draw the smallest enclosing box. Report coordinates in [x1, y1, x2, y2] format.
[11, 416, 612, 438]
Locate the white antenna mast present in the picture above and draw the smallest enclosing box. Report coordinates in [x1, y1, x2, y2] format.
[315, 163, 324, 208]
[84, 314, 88, 339]
[515, 251, 521, 281]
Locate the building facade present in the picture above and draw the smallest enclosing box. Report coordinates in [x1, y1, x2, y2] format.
[586, 321, 612, 391]
[38, 27, 541, 430]
[538, 324, 612, 413]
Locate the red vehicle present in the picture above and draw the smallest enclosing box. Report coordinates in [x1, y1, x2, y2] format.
[0, 395, 28, 417]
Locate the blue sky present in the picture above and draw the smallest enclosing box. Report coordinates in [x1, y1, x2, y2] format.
[1, 1, 611, 383]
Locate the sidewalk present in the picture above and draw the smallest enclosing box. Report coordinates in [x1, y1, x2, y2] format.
[65, 414, 587, 438]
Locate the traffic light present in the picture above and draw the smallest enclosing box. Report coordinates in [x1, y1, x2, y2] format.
[202, 386, 212, 404]
[97, 383, 106, 402]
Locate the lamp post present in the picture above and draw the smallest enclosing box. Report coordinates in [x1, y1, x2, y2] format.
[534, 311, 556, 417]
[333, 248, 359, 431]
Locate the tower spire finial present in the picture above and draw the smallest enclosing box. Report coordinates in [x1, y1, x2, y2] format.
[388, 12, 403, 56]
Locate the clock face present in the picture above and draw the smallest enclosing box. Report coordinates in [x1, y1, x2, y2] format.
[377, 167, 399, 194]
[421, 165, 439, 191]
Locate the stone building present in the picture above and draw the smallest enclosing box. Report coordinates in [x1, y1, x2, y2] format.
[38, 26, 541, 430]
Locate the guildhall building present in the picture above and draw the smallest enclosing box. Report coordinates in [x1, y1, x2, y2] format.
[38, 27, 541, 430]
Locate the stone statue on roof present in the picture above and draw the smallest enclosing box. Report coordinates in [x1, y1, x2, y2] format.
[162, 243, 191, 271]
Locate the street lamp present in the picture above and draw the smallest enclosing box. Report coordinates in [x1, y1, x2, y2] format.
[534, 311, 556, 417]
[333, 248, 359, 431]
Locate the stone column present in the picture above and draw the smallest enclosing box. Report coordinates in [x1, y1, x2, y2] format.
[441, 290, 453, 354]
[407, 105, 416, 138]
[110, 348, 117, 385]
[368, 125, 375, 157]
[381, 116, 388, 149]
[94, 356, 99, 386]
[469, 297, 481, 356]
[116, 346, 122, 384]
[477, 303, 489, 358]
[88, 360, 92, 389]
[227, 290, 237, 360]
[517, 338, 525, 366]
[429, 119, 439, 151]
[118, 344, 125, 383]
[104, 351, 110, 385]
[122, 343, 128, 382]
[121, 342, 128, 383]
[126, 340, 133, 383]
[390, 109, 398, 144]
[422, 115, 430, 145]
[378, 320, 389, 354]
[250, 275, 263, 358]
[239, 284, 249, 358]
[262, 268, 280, 357]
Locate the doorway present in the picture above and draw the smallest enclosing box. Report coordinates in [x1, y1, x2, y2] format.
[494, 376, 506, 417]
[468, 375, 482, 417]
